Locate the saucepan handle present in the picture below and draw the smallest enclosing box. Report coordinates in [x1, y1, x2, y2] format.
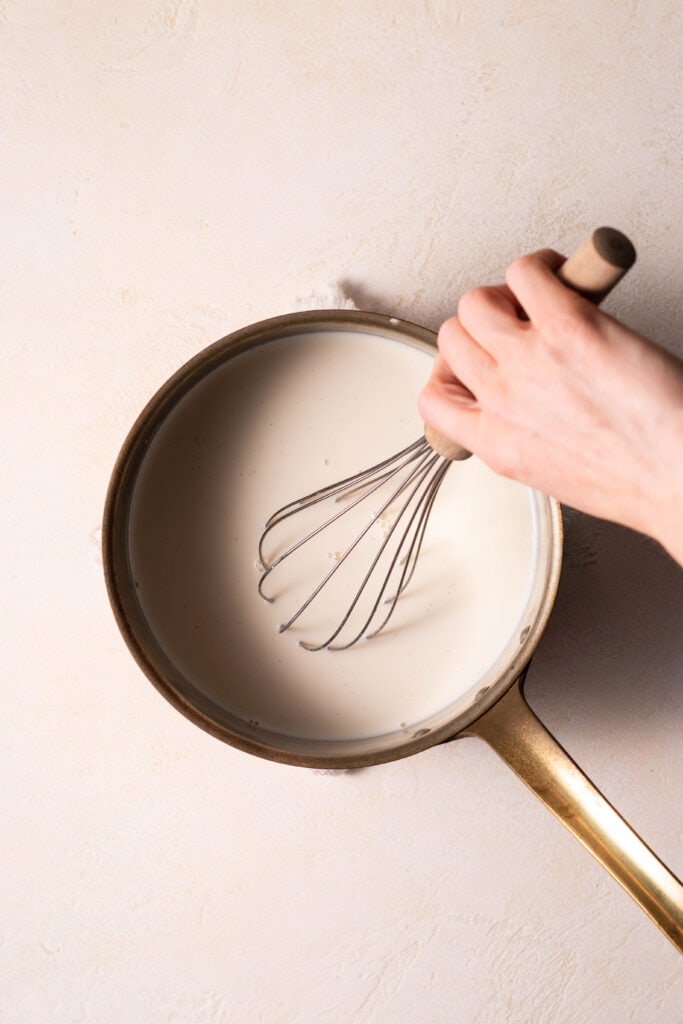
[464, 675, 683, 952]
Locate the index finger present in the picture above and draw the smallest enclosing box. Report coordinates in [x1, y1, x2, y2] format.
[505, 248, 583, 326]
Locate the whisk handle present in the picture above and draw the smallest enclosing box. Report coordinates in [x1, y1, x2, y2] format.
[557, 226, 636, 303]
[424, 423, 471, 461]
[424, 226, 637, 461]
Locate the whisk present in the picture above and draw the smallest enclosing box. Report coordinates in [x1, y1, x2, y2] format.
[258, 228, 636, 651]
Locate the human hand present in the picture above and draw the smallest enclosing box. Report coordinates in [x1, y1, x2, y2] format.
[418, 249, 683, 565]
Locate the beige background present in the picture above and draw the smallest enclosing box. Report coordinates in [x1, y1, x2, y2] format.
[2, 2, 683, 1021]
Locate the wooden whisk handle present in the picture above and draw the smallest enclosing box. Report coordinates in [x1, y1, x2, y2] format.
[425, 226, 636, 461]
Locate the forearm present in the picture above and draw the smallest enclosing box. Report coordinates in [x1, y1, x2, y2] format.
[648, 407, 683, 565]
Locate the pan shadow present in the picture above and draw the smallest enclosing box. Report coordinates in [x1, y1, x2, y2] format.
[523, 506, 683, 749]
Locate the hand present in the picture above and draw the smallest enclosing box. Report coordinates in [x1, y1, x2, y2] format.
[418, 249, 683, 566]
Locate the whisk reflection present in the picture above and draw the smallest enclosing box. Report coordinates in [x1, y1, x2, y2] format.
[257, 437, 451, 651]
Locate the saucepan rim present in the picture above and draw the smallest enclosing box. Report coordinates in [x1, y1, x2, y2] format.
[103, 310, 563, 768]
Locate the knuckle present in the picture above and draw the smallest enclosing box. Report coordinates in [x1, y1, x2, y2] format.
[457, 286, 488, 323]
[505, 254, 535, 287]
[437, 313, 459, 339]
[476, 366, 506, 407]
[542, 299, 597, 354]
[436, 315, 462, 355]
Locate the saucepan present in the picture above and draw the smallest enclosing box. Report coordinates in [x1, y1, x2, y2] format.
[103, 236, 683, 952]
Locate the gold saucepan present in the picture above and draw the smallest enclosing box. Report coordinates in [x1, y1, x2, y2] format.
[104, 307, 683, 955]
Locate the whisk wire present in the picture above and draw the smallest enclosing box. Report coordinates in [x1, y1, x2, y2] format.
[258, 437, 430, 594]
[258, 436, 428, 569]
[366, 458, 450, 640]
[323, 454, 448, 651]
[388, 458, 450, 602]
[256, 433, 453, 651]
[274, 445, 436, 640]
[300, 451, 442, 651]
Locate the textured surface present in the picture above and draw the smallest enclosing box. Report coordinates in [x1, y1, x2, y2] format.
[2, 2, 683, 1021]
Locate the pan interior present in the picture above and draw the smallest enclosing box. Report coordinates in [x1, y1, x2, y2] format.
[124, 324, 558, 761]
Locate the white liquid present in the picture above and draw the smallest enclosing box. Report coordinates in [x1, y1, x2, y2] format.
[129, 329, 545, 744]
